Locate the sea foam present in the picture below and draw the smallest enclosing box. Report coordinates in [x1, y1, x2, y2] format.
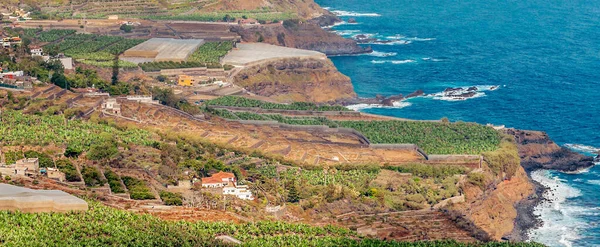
[564, 143, 600, 156]
[529, 170, 587, 247]
[345, 101, 412, 111]
[330, 10, 381, 17]
[370, 59, 416, 64]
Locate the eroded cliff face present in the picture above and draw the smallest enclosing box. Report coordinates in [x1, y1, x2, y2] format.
[233, 58, 356, 103]
[456, 166, 534, 241]
[230, 23, 371, 56]
[505, 129, 595, 172]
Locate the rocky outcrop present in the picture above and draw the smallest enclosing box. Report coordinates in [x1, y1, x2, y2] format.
[230, 22, 371, 56]
[502, 129, 594, 241]
[452, 165, 534, 241]
[233, 58, 356, 103]
[505, 129, 595, 172]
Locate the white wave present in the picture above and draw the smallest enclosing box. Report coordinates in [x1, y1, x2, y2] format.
[323, 7, 331, 10]
[403, 37, 436, 41]
[587, 180, 600, 186]
[366, 40, 412, 45]
[391, 59, 416, 64]
[370, 59, 416, 64]
[322, 21, 359, 29]
[427, 85, 500, 101]
[346, 101, 412, 111]
[422, 57, 444, 62]
[331, 10, 381, 17]
[332, 30, 361, 36]
[564, 143, 599, 155]
[529, 170, 587, 247]
[386, 35, 435, 41]
[365, 51, 397, 57]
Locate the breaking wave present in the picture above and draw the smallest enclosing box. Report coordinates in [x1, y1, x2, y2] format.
[564, 143, 600, 156]
[345, 101, 412, 111]
[385, 35, 436, 41]
[427, 85, 500, 101]
[422, 57, 444, 62]
[330, 10, 381, 17]
[364, 51, 397, 57]
[529, 170, 587, 247]
[370, 59, 416, 64]
[322, 21, 359, 29]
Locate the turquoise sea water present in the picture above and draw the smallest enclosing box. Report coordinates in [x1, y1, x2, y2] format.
[315, 0, 600, 246]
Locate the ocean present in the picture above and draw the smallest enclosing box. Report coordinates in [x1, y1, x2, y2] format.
[314, 0, 600, 246]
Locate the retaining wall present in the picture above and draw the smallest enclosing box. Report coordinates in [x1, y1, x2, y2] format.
[211, 105, 360, 117]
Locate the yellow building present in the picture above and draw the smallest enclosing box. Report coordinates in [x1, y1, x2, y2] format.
[177, 75, 194, 86]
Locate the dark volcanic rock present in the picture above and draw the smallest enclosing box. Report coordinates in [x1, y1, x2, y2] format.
[309, 13, 342, 27]
[232, 19, 371, 56]
[381, 94, 404, 106]
[348, 18, 357, 23]
[406, 89, 424, 98]
[504, 128, 594, 242]
[505, 128, 595, 172]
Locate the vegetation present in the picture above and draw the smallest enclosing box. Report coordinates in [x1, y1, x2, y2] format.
[36, 29, 77, 42]
[55, 159, 80, 182]
[139, 61, 223, 72]
[205, 96, 351, 111]
[0, 111, 155, 154]
[81, 166, 106, 187]
[188, 41, 233, 64]
[104, 169, 126, 193]
[42, 33, 144, 68]
[482, 134, 520, 179]
[384, 164, 469, 180]
[23, 150, 53, 168]
[207, 108, 501, 155]
[122, 176, 155, 200]
[143, 11, 297, 22]
[0, 201, 547, 246]
[159, 191, 183, 206]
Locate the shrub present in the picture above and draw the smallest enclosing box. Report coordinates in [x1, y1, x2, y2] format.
[467, 172, 486, 189]
[159, 191, 183, 206]
[81, 166, 106, 187]
[122, 176, 155, 200]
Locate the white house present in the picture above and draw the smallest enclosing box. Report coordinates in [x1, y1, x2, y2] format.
[30, 46, 43, 57]
[223, 183, 254, 200]
[101, 98, 121, 115]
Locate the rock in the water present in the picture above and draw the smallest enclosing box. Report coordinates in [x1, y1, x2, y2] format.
[348, 18, 357, 23]
[406, 89, 425, 98]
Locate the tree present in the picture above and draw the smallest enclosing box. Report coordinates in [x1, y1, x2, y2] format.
[50, 72, 69, 89]
[286, 181, 300, 203]
[120, 24, 133, 33]
[111, 53, 119, 85]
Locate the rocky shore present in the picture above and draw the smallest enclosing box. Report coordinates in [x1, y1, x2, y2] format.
[504, 129, 595, 241]
[231, 17, 371, 56]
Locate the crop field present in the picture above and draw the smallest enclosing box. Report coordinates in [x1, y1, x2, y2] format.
[207, 109, 500, 155]
[0, 111, 155, 154]
[36, 29, 77, 42]
[188, 41, 233, 64]
[0, 201, 546, 246]
[139, 61, 222, 72]
[205, 96, 351, 111]
[42, 32, 146, 68]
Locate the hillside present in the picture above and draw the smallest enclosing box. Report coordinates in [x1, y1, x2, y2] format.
[15, 0, 331, 20]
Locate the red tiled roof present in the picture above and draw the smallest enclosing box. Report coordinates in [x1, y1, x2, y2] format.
[201, 171, 235, 184]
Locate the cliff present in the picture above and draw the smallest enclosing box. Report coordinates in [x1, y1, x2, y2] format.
[230, 21, 371, 56]
[232, 58, 356, 103]
[505, 129, 595, 172]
